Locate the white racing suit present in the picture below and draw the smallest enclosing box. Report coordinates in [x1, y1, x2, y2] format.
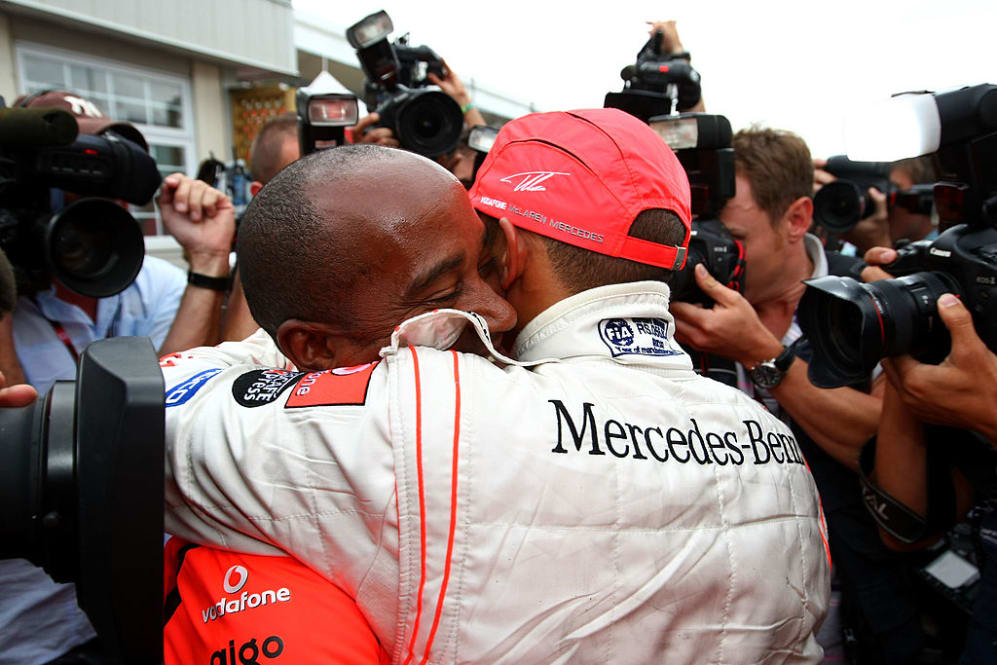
[164, 281, 831, 664]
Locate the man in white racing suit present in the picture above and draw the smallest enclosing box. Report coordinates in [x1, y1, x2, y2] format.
[164, 109, 831, 664]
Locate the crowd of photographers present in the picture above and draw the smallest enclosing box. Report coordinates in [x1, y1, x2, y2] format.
[0, 13, 995, 665]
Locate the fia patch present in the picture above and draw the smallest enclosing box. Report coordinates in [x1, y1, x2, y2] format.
[285, 362, 378, 408]
[165, 368, 223, 407]
[233, 369, 305, 408]
[598, 317, 681, 358]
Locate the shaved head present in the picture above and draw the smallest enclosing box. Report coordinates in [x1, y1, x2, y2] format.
[238, 144, 496, 344]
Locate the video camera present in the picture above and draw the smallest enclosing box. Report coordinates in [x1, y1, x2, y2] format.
[648, 113, 744, 305]
[347, 10, 464, 157]
[814, 155, 934, 234]
[800, 84, 997, 388]
[604, 29, 702, 123]
[0, 100, 161, 298]
[0, 336, 165, 664]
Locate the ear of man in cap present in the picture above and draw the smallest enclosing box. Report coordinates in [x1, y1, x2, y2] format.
[15, 89, 149, 151]
[468, 107, 693, 337]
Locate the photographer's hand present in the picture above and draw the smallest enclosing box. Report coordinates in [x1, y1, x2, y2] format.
[861, 246, 897, 283]
[672, 264, 883, 469]
[0, 366, 36, 407]
[646, 20, 685, 54]
[159, 173, 234, 276]
[428, 60, 486, 128]
[843, 187, 891, 256]
[157, 174, 235, 353]
[351, 113, 400, 148]
[882, 294, 997, 442]
[670, 264, 783, 366]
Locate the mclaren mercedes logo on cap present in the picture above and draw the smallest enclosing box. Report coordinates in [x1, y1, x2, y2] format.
[223, 565, 248, 593]
[63, 95, 104, 118]
[499, 171, 570, 192]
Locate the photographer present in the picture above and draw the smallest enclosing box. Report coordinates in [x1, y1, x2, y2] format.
[861, 271, 997, 661]
[0, 90, 234, 665]
[669, 127, 942, 663]
[813, 156, 938, 255]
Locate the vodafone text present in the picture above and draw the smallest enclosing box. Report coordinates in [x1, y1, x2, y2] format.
[549, 400, 805, 466]
[202, 587, 291, 623]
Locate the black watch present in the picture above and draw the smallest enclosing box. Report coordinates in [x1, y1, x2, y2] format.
[187, 270, 231, 292]
[748, 345, 797, 390]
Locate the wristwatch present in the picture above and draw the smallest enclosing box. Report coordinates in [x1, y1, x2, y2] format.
[748, 345, 797, 390]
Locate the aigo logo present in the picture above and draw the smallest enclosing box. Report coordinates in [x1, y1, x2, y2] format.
[499, 171, 570, 192]
[224, 565, 248, 594]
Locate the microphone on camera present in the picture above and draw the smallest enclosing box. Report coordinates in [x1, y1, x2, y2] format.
[0, 107, 79, 148]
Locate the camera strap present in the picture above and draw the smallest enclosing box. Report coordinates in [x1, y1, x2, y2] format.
[858, 438, 957, 544]
[31, 296, 79, 364]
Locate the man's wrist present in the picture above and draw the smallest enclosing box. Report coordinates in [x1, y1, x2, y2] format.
[186, 251, 230, 278]
[739, 338, 786, 370]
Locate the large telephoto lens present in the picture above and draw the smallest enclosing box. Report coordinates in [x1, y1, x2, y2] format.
[394, 89, 463, 157]
[798, 272, 960, 388]
[45, 198, 145, 298]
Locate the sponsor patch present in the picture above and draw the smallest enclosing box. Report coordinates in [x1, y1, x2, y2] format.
[285, 362, 378, 408]
[165, 368, 223, 407]
[598, 317, 681, 358]
[233, 369, 305, 408]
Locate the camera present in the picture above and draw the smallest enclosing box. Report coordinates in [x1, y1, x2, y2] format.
[0, 336, 165, 664]
[814, 155, 934, 233]
[604, 29, 702, 122]
[648, 113, 744, 304]
[0, 102, 162, 298]
[800, 84, 997, 388]
[347, 10, 464, 157]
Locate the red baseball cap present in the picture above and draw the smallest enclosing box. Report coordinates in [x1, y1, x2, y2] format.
[468, 108, 691, 270]
[15, 89, 149, 151]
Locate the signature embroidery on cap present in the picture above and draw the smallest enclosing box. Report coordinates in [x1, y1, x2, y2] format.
[598, 317, 682, 358]
[63, 95, 105, 118]
[499, 171, 570, 192]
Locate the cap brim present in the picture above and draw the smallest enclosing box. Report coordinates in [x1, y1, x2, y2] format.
[76, 116, 149, 152]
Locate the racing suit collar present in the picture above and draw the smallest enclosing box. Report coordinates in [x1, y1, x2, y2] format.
[513, 280, 694, 370]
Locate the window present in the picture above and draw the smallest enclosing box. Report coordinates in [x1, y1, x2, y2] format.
[17, 44, 197, 236]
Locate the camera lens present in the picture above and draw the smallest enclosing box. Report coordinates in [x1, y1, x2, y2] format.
[395, 90, 463, 157]
[799, 272, 960, 388]
[814, 180, 865, 234]
[45, 198, 145, 298]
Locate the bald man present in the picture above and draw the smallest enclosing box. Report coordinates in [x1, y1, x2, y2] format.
[164, 110, 830, 664]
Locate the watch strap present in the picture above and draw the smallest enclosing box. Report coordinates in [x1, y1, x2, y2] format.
[187, 270, 230, 292]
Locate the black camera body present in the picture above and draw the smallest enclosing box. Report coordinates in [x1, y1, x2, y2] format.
[604, 30, 702, 122]
[670, 218, 745, 305]
[814, 155, 934, 233]
[0, 104, 161, 298]
[348, 11, 463, 157]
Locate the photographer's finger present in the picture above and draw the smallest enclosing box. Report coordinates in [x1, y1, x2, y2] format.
[201, 187, 220, 219]
[187, 181, 207, 222]
[867, 187, 888, 218]
[172, 177, 192, 214]
[863, 246, 897, 267]
[352, 112, 380, 136]
[937, 294, 983, 359]
[693, 263, 739, 306]
[861, 265, 893, 283]
[157, 172, 182, 205]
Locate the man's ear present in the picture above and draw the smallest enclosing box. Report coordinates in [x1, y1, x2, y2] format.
[276, 319, 341, 370]
[498, 217, 525, 290]
[783, 196, 814, 243]
[250, 181, 263, 198]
